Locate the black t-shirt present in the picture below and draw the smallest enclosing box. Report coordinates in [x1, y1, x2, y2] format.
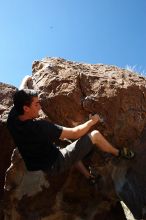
[7, 107, 63, 171]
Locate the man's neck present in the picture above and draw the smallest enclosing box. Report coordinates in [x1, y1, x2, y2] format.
[18, 114, 32, 121]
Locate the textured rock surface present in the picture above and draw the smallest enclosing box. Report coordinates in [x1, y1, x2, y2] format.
[0, 83, 17, 195]
[32, 58, 146, 148]
[4, 148, 126, 220]
[0, 83, 17, 220]
[112, 128, 146, 219]
[2, 58, 146, 219]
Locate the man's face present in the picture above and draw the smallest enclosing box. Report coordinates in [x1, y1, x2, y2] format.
[23, 96, 41, 119]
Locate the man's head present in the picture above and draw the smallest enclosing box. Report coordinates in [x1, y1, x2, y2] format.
[13, 89, 41, 119]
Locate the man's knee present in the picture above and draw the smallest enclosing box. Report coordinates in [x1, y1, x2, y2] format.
[89, 130, 101, 144]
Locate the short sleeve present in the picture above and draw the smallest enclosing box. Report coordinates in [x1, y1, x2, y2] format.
[35, 120, 63, 142]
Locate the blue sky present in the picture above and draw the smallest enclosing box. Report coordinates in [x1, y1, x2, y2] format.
[0, 0, 146, 87]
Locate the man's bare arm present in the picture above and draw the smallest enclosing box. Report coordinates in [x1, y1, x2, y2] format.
[60, 114, 100, 140]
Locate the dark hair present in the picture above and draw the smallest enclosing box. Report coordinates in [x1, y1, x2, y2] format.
[13, 89, 38, 115]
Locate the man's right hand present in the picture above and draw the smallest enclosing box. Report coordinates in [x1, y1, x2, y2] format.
[89, 114, 101, 125]
[60, 113, 102, 140]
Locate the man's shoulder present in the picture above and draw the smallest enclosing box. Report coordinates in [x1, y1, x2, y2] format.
[31, 119, 52, 130]
[33, 119, 49, 125]
[34, 119, 62, 133]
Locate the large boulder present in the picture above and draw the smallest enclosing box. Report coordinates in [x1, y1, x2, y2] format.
[31, 57, 146, 219]
[2, 57, 146, 219]
[32, 58, 146, 148]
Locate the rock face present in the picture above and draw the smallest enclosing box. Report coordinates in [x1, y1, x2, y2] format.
[112, 128, 146, 219]
[32, 58, 146, 148]
[4, 148, 126, 220]
[2, 58, 146, 219]
[0, 83, 17, 219]
[0, 83, 17, 195]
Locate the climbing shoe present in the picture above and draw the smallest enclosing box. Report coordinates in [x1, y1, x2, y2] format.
[88, 166, 102, 186]
[88, 174, 102, 185]
[119, 147, 135, 159]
